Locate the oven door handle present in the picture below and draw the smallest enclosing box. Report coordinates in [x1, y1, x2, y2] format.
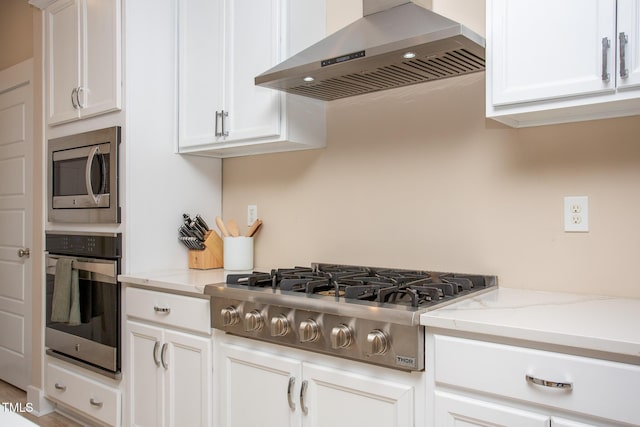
[46, 255, 117, 284]
[85, 145, 106, 205]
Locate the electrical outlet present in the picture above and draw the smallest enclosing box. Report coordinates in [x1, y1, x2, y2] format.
[247, 205, 258, 226]
[564, 196, 589, 232]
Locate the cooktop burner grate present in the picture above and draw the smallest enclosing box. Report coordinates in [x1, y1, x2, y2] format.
[225, 263, 491, 309]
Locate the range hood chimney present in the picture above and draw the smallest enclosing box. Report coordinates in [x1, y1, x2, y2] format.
[255, 0, 485, 101]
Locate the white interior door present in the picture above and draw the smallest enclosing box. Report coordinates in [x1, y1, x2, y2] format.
[0, 59, 33, 390]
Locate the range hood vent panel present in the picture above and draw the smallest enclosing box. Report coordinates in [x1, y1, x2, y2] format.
[255, 2, 485, 101]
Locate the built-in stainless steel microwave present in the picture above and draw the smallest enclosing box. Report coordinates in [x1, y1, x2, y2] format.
[48, 126, 121, 223]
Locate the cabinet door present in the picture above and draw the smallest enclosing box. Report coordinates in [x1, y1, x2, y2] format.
[46, 0, 81, 124]
[302, 362, 414, 427]
[178, 0, 225, 148]
[222, 0, 281, 142]
[490, 0, 616, 106]
[128, 321, 164, 427]
[434, 390, 550, 427]
[164, 330, 212, 427]
[217, 341, 302, 427]
[80, 0, 122, 118]
[617, 0, 640, 89]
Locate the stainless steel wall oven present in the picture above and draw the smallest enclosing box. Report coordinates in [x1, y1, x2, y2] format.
[47, 126, 121, 224]
[45, 232, 122, 378]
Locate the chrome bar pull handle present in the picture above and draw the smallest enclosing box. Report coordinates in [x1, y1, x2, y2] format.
[300, 380, 309, 415]
[89, 398, 103, 408]
[215, 110, 221, 137]
[526, 374, 573, 391]
[153, 341, 161, 366]
[602, 37, 611, 82]
[161, 343, 169, 369]
[287, 377, 296, 410]
[620, 32, 629, 79]
[221, 110, 229, 137]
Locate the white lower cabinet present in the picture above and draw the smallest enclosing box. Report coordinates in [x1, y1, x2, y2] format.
[125, 287, 211, 427]
[215, 334, 422, 427]
[45, 358, 121, 426]
[428, 333, 640, 427]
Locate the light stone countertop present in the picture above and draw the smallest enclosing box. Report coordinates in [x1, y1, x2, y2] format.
[421, 287, 640, 360]
[119, 269, 640, 360]
[119, 268, 233, 294]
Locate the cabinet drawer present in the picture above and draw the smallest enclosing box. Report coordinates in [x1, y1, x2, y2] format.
[126, 287, 210, 334]
[434, 335, 640, 426]
[45, 362, 121, 426]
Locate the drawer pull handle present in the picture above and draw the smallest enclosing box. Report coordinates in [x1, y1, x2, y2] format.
[89, 398, 103, 408]
[54, 383, 66, 391]
[526, 374, 573, 391]
[154, 306, 171, 314]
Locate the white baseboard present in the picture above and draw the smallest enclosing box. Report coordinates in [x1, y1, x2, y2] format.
[25, 386, 54, 416]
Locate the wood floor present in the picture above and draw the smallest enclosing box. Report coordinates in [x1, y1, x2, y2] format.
[0, 380, 83, 427]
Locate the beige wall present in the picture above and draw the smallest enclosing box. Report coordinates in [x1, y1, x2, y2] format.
[222, 0, 640, 298]
[0, 0, 34, 70]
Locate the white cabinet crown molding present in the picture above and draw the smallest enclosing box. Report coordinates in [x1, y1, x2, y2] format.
[29, 0, 56, 10]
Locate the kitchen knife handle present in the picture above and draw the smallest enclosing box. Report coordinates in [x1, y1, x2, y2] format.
[161, 343, 169, 369]
[300, 380, 309, 415]
[619, 32, 629, 79]
[602, 37, 611, 82]
[525, 374, 573, 391]
[153, 341, 161, 367]
[287, 377, 296, 410]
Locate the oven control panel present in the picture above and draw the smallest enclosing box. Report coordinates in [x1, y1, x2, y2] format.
[46, 232, 122, 258]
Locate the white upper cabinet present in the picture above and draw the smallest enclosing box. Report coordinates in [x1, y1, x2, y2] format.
[178, 0, 326, 158]
[45, 0, 121, 125]
[487, 0, 640, 127]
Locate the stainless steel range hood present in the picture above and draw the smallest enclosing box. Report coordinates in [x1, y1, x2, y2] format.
[255, 0, 485, 101]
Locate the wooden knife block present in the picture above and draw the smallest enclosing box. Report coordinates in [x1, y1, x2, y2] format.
[188, 230, 223, 269]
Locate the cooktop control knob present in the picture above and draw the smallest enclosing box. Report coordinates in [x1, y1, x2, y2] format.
[367, 330, 389, 355]
[299, 319, 320, 342]
[221, 306, 240, 327]
[270, 315, 289, 337]
[244, 310, 264, 332]
[330, 324, 353, 349]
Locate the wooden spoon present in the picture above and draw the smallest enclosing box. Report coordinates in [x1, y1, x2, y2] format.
[227, 219, 240, 237]
[245, 219, 262, 237]
[215, 216, 230, 237]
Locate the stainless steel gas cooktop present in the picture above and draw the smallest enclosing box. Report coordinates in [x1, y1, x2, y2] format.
[205, 263, 497, 371]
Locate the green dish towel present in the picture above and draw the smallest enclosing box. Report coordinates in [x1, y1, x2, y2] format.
[51, 258, 81, 325]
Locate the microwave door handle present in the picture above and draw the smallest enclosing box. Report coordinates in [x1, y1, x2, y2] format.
[85, 146, 100, 204]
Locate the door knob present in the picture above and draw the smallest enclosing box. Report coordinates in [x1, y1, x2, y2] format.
[17, 248, 30, 258]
